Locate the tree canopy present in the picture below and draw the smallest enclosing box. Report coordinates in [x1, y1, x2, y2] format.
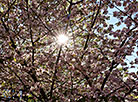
[0, 0, 138, 101]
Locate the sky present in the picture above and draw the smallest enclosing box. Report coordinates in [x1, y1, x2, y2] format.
[107, 4, 138, 73]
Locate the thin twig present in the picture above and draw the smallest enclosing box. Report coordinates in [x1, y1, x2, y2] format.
[1, 0, 16, 18]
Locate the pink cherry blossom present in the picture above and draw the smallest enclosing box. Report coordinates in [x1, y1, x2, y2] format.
[0, 0, 137, 101]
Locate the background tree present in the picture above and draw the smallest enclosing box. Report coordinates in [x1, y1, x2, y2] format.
[0, 0, 138, 101]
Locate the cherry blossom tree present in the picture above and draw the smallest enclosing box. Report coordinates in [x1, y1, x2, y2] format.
[0, 0, 138, 101]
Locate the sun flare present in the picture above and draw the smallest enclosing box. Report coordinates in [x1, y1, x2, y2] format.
[57, 34, 69, 45]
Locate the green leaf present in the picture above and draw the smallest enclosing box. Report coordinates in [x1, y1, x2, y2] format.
[111, 96, 121, 102]
[14, 58, 16, 62]
[28, 99, 34, 102]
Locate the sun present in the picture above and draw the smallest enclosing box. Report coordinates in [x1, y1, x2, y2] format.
[57, 34, 69, 45]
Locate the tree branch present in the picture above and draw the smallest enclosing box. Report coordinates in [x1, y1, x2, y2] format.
[106, 86, 125, 97]
[108, 1, 138, 26]
[30, 8, 55, 36]
[67, 0, 83, 19]
[50, 46, 62, 99]
[83, 0, 101, 53]
[1, 18, 16, 49]
[100, 26, 137, 91]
